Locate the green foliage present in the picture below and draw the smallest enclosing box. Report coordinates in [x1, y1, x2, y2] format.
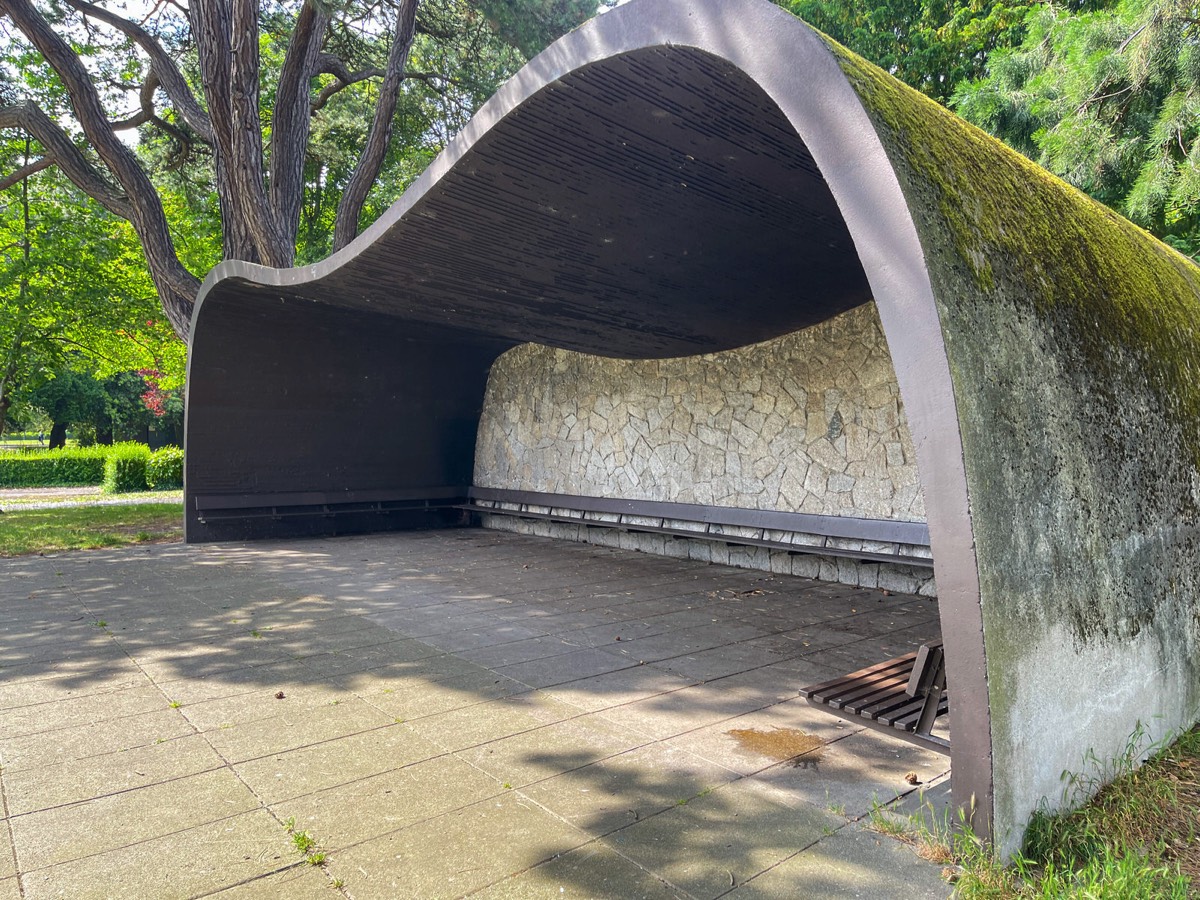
[102, 442, 151, 494]
[954, 0, 1200, 248]
[0, 138, 188, 437]
[471, 0, 613, 57]
[145, 446, 184, 490]
[0, 446, 108, 487]
[938, 726, 1200, 897]
[779, 0, 1040, 102]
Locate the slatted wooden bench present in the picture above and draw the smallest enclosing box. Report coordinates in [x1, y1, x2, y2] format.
[462, 487, 933, 569]
[193, 487, 466, 524]
[800, 641, 949, 753]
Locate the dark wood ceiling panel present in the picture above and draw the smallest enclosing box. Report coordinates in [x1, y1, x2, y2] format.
[271, 46, 870, 358]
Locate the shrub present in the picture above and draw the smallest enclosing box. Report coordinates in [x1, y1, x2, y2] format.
[146, 446, 184, 490]
[0, 446, 109, 487]
[103, 442, 152, 494]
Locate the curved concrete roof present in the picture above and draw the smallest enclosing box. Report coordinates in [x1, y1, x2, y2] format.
[186, 0, 1200, 853]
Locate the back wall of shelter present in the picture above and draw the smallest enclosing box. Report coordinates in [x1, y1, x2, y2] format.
[473, 302, 935, 594]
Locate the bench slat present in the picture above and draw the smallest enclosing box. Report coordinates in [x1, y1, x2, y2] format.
[800, 642, 949, 755]
[466, 505, 934, 569]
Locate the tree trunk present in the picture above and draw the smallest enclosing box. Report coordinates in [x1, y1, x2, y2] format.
[49, 421, 67, 449]
[270, 1, 331, 253]
[333, 0, 419, 251]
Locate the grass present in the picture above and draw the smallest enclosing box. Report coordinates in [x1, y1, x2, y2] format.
[870, 725, 1200, 897]
[283, 817, 328, 867]
[0, 502, 182, 556]
[0, 488, 183, 507]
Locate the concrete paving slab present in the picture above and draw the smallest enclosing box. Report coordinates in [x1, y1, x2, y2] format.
[363, 671, 534, 723]
[460, 712, 652, 788]
[0, 827, 14, 880]
[2, 733, 224, 816]
[742, 732, 950, 822]
[178, 679, 351, 732]
[469, 841, 687, 899]
[541, 665, 694, 713]
[0, 669, 146, 712]
[493, 647, 637, 689]
[10, 767, 261, 870]
[203, 863, 336, 898]
[294, 639, 446, 678]
[0, 707, 194, 770]
[18, 809, 295, 900]
[153, 658, 323, 704]
[404, 690, 581, 753]
[0, 877, 16, 900]
[0, 684, 170, 740]
[521, 742, 740, 836]
[323, 793, 591, 899]
[276, 753, 501, 847]
[592, 682, 775, 742]
[604, 780, 838, 900]
[703, 656, 843, 705]
[233, 722, 444, 804]
[726, 822, 950, 898]
[202, 697, 396, 763]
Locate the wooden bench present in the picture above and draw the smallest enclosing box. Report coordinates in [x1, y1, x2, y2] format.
[193, 487, 466, 523]
[461, 486, 934, 569]
[800, 641, 949, 753]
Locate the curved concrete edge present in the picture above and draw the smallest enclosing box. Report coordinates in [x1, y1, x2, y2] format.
[184, 0, 993, 838]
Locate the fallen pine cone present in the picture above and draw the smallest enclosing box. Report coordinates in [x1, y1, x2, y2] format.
[904, 771, 920, 785]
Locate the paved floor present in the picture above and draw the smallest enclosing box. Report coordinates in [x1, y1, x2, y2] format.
[0, 529, 952, 899]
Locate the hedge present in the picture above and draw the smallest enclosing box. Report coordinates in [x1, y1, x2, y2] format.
[146, 446, 184, 490]
[103, 442, 152, 494]
[0, 443, 183, 492]
[0, 446, 109, 487]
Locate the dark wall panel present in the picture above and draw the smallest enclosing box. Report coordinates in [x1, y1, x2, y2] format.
[185, 292, 510, 541]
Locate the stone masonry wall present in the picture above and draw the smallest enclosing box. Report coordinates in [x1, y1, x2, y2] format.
[474, 302, 934, 594]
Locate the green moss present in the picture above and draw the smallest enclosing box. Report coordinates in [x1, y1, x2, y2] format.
[828, 42, 1200, 468]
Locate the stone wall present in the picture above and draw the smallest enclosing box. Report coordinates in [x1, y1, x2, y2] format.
[474, 302, 934, 594]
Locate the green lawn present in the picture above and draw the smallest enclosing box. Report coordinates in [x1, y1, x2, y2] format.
[878, 726, 1200, 897]
[0, 502, 183, 556]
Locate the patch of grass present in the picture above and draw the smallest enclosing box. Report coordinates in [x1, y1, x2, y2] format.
[284, 820, 329, 868]
[0, 502, 182, 556]
[871, 726, 1200, 897]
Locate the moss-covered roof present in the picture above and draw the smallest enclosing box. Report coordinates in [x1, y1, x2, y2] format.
[832, 43, 1200, 468]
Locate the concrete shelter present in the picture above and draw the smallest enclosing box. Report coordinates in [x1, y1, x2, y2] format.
[184, 0, 1200, 853]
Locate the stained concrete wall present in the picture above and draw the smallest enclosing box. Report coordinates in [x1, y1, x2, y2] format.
[835, 49, 1200, 852]
[474, 302, 935, 594]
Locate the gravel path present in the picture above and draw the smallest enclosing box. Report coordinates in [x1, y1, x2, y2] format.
[0, 486, 183, 510]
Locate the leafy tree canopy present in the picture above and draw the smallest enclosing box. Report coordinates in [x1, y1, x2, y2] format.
[0, 132, 182, 436]
[953, 0, 1199, 249]
[778, 0, 1041, 102]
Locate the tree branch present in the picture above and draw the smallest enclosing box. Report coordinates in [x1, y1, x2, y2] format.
[333, 0, 420, 250]
[270, 0, 331, 255]
[229, 0, 289, 265]
[0, 155, 54, 192]
[331, 0, 420, 250]
[311, 64, 451, 112]
[0, 102, 133, 218]
[3, 0, 199, 339]
[61, 0, 214, 144]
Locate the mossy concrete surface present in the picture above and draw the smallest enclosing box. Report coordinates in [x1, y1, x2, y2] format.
[835, 44, 1200, 853]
